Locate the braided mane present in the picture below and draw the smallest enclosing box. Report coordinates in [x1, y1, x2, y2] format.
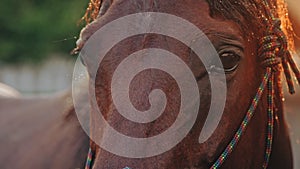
[206, 0, 295, 51]
[82, 0, 102, 24]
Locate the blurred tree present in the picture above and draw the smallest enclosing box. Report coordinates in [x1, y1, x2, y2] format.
[0, 0, 87, 64]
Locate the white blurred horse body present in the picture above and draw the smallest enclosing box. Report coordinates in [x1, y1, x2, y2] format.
[0, 83, 21, 98]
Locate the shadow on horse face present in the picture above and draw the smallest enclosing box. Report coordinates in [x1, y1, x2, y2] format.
[79, 0, 293, 168]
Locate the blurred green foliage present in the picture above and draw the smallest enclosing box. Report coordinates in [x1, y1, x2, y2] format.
[0, 0, 88, 64]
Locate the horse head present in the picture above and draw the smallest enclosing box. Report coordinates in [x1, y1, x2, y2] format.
[74, 0, 299, 168]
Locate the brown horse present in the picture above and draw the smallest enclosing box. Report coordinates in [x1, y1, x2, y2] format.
[75, 0, 299, 168]
[0, 0, 298, 169]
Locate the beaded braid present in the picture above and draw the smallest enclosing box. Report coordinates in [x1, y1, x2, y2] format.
[82, 0, 102, 24]
[262, 0, 300, 93]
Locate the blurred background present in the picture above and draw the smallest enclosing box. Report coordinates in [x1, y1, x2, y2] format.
[0, 0, 299, 167]
[0, 0, 86, 96]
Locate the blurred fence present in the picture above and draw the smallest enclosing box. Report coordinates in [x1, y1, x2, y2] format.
[0, 56, 75, 96]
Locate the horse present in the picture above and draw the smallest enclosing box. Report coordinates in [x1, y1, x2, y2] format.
[74, 0, 300, 168]
[0, 83, 21, 98]
[0, 0, 299, 169]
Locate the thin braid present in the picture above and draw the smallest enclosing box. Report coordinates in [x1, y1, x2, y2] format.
[276, 0, 295, 52]
[82, 0, 102, 24]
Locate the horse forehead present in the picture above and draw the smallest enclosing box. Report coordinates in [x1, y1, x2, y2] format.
[112, 0, 211, 18]
[110, 0, 239, 34]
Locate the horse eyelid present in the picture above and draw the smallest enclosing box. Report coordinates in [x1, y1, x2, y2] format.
[218, 45, 244, 57]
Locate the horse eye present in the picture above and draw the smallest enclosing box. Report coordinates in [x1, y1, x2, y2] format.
[210, 52, 240, 73]
[220, 52, 240, 72]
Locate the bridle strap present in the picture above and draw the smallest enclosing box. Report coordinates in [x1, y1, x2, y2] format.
[210, 68, 273, 169]
[85, 148, 93, 169]
[263, 72, 274, 168]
